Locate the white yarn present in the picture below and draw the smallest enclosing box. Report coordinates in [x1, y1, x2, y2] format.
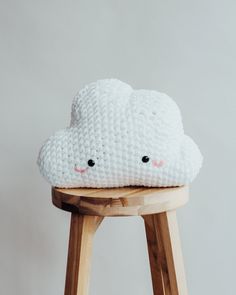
[37, 79, 203, 188]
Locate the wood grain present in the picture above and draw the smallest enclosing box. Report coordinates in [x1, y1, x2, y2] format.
[52, 186, 189, 216]
[143, 211, 188, 295]
[65, 213, 103, 295]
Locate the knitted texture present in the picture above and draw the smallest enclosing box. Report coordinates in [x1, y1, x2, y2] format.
[37, 79, 203, 188]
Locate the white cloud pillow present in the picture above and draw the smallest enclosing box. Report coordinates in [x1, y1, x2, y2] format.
[38, 79, 202, 188]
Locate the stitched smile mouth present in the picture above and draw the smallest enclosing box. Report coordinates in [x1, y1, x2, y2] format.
[74, 167, 88, 173]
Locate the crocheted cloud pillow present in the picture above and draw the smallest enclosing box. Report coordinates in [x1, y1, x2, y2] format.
[38, 79, 202, 188]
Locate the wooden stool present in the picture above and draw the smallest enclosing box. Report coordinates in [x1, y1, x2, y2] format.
[52, 186, 189, 295]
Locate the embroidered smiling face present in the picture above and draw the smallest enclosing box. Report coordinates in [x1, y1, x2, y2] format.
[37, 79, 202, 188]
[74, 156, 164, 174]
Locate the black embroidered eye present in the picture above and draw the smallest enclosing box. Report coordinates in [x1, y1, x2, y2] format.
[142, 156, 150, 163]
[88, 159, 95, 167]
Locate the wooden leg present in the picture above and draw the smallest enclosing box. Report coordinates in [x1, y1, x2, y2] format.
[143, 211, 188, 295]
[65, 213, 103, 295]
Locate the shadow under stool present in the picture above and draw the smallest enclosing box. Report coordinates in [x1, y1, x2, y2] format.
[52, 186, 189, 295]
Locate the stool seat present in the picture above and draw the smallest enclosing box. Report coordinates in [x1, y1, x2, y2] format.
[52, 186, 189, 216]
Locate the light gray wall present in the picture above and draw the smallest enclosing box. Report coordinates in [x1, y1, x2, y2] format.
[1, 0, 235, 294]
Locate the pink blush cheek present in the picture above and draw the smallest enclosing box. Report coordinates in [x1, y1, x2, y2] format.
[158, 160, 165, 167]
[74, 167, 88, 173]
[152, 160, 165, 168]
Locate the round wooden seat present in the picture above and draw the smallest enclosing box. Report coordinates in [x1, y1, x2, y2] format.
[52, 186, 189, 216]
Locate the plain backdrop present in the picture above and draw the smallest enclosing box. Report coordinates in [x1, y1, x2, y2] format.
[1, 0, 236, 294]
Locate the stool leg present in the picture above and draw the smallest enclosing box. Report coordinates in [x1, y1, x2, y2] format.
[143, 211, 188, 295]
[65, 213, 103, 295]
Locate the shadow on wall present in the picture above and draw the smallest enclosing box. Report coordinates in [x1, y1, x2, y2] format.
[0, 157, 69, 294]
